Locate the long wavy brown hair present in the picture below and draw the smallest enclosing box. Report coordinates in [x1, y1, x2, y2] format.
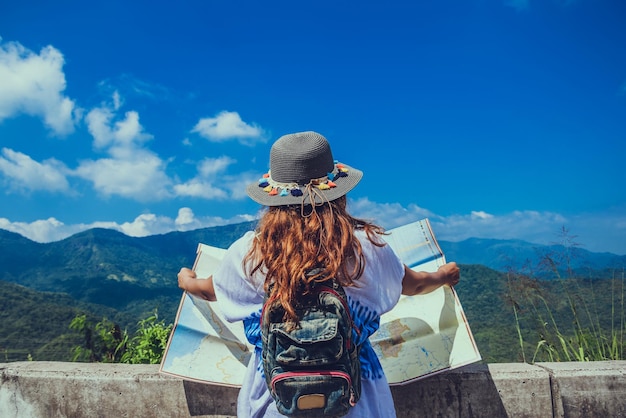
[244, 196, 386, 323]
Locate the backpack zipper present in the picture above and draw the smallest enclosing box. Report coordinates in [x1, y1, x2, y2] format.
[271, 370, 352, 390]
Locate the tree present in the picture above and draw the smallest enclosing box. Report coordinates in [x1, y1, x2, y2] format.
[69, 314, 127, 362]
[69, 310, 172, 364]
[121, 310, 172, 364]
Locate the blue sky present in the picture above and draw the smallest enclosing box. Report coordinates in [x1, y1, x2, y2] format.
[0, 0, 625, 254]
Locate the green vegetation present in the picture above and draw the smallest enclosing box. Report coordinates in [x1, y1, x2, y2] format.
[1, 222, 624, 365]
[120, 311, 172, 364]
[68, 310, 172, 364]
[3, 263, 624, 364]
[504, 229, 625, 363]
[69, 314, 127, 362]
[0, 280, 135, 362]
[507, 271, 625, 362]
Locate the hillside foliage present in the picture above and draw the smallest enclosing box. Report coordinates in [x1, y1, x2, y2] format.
[1, 222, 624, 364]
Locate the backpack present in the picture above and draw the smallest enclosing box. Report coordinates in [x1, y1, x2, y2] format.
[260, 273, 361, 417]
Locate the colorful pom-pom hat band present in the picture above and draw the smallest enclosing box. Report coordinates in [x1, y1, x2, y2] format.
[246, 131, 363, 207]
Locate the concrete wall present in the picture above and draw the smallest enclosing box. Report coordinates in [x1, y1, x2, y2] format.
[1, 361, 625, 417]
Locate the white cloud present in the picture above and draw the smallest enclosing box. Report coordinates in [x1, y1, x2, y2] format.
[347, 198, 626, 254]
[97, 74, 173, 102]
[175, 207, 196, 227]
[173, 179, 229, 199]
[85, 105, 153, 157]
[85, 106, 115, 148]
[0, 39, 80, 135]
[198, 156, 236, 177]
[173, 156, 233, 199]
[0, 217, 75, 243]
[117, 213, 162, 237]
[0, 208, 257, 243]
[226, 174, 259, 200]
[1, 200, 625, 255]
[349, 197, 566, 244]
[471, 211, 494, 220]
[349, 197, 434, 229]
[71, 94, 261, 202]
[433, 210, 568, 244]
[172, 207, 256, 232]
[122, 209, 255, 237]
[192, 111, 266, 144]
[75, 152, 172, 200]
[76, 96, 171, 200]
[173, 156, 257, 200]
[0, 148, 71, 193]
[112, 90, 123, 110]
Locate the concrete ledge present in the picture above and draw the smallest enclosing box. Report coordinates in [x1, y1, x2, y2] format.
[1, 361, 625, 417]
[0, 362, 238, 418]
[537, 361, 626, 418]
[392, 362, 553, 417]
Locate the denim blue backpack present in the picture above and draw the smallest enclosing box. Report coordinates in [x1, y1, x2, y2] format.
[261, 275, 361, 417]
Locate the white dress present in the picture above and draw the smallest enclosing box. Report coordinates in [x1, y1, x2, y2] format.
[212, 230, 405, 418]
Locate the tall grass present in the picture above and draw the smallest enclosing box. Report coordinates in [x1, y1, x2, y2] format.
[505, 228, 625, 363]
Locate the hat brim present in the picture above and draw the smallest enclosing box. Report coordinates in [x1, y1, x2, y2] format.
[246, 164, 363, 207]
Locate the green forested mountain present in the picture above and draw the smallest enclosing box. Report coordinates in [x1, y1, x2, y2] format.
[1, 222, 623, 363]
[453, 264, 521, 363]
[0, 222, 257, 316]
[0, 222, 257, 362]
[0, 280, 135, 362]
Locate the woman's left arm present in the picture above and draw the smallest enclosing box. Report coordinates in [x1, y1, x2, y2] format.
[177, 267, 217, 301]
[401, 262, 460, 296]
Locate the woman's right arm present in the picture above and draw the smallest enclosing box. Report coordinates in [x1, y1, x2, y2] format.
[177, 267, 217, 301]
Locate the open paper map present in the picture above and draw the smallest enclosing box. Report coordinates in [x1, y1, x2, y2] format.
[159, 218, 481, 387]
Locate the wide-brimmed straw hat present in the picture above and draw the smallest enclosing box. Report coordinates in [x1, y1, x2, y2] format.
[246, 131, 363, 206]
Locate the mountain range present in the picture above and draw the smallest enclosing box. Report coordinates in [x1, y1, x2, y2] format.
[441, 236, 626, 273]
[3, 221, 624, 282]
[1, 221, 624, 363]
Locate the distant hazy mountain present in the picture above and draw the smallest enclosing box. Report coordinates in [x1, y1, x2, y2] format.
[440, 237, 626, 274]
